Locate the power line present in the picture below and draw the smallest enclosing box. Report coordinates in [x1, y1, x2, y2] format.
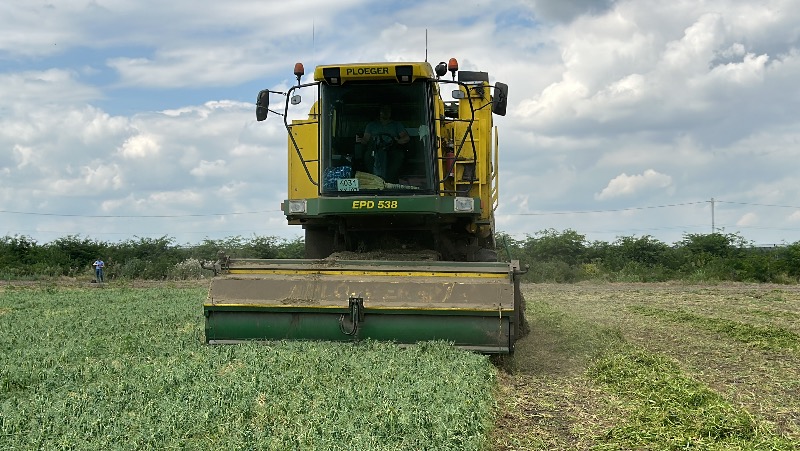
[503, 201, 707, 216]
[7, 227, 293, 236]
[715, 200, 800, 209]
[4, 199, 797, 220]
[0, 209, 281, 218]
[727, 224, 800, 232]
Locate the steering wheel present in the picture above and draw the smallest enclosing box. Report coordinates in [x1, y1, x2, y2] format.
[374, 133, 396, 152]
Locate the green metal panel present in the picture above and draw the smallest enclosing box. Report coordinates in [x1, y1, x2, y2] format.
[284, 195, 483, 218]
[204, 308, 512, 354]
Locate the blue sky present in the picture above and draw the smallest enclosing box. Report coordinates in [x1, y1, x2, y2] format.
[2, 0, 800, 246]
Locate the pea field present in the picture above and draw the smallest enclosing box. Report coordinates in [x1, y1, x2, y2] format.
[1, 282, 798, 450]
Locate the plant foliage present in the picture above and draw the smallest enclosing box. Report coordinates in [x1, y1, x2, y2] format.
[0, 286, 496, 450]
[1, 229, 799, 283]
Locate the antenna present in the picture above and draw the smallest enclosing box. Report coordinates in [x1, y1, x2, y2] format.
[425, 29, 428, 62]
[312, 20, 318, 104]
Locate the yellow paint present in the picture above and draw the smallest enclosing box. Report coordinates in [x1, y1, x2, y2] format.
[287, 103, 319, 200]
[313, 62, 435, 83]
[204, 302, 514, 313]
[227, 269, 507, 278]
[437, 79, 497, 223]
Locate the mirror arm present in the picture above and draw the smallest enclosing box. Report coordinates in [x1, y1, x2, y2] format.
[256, 89, 288, 121]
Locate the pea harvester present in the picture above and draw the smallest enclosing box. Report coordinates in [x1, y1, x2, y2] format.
[204, 58, 526, 353]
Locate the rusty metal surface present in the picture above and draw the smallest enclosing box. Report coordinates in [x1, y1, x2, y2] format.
[208, 273, 514, 310]
[224, 258, 513, 275]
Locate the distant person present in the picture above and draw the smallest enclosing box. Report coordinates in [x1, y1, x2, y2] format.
[359, 105, 409, 182]
[93, 258, 105, 283]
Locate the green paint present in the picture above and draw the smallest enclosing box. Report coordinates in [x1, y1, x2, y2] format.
[204, 308, 512, 353]
[284, 195, 483, 217]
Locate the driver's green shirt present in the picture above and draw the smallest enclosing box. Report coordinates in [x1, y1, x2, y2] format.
[365, 120, 406, 182]
[365, 120, 406, 140]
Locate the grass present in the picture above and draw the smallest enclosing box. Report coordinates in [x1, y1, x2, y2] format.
[629, 305, 800, 352]
[589, 347, 790, 449]
[0, 285, 496, 450]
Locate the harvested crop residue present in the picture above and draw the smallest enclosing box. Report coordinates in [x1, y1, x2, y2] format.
[326, 249, 439, 261]
[489, 283, 800, 449]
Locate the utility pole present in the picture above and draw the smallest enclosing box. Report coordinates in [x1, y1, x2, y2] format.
[710, 197, 715, 234]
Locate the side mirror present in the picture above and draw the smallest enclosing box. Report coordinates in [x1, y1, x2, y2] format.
[290, 94, 302, 105]
[256, 90, 269, 121]
[451, 89, 465, 99]
[492, 82, 508, 116]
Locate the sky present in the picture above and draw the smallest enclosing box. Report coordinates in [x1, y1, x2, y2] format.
[2, 0, 800, 247]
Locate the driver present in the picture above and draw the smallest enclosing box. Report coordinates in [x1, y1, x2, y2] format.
[359, 105, 409, 182]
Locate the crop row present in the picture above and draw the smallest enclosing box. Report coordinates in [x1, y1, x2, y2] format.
[0, 286, 496, 450]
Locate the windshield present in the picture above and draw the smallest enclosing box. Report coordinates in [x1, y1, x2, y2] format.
[319, 81, 434, 194]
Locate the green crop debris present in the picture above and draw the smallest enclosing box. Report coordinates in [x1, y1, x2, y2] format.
[588, 346, 794, 450]
[0, 286, 496, 450]
[490, 284, 798, 450]
[630, 305, 800, 352]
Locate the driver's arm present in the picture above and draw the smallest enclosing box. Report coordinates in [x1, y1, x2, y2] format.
[359, 122, 374, 144]
[396, 129, 410, 145]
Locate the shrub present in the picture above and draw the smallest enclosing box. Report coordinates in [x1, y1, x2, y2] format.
[169, 258, 213, 280]
[526, 260, 584, 283]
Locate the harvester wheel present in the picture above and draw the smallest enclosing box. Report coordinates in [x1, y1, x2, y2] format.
[304, 227, 334, 259]
[475, 248, 498, 262]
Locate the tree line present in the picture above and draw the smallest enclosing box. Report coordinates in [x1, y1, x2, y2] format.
[1, 230, 799, 283]
[0, 235, 303, 281]
[497, 229, 800, 283]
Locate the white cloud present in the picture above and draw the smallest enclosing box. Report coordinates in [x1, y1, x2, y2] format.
[49, 164, 124, 196]
[379, 23, 409, 42]
[0, 69, 101, 108]
[190, 160, 228, 178]
[2, 0, 800, 245]
[706, 52, 769, 86]
[230, 144, 267, 158]
[595, 169, 673, 200]
[149, 189, 204, 206]
[12, 145, 37, 168]
[661, 13, 725, 71]
[119, 134, 161, 159]
[736, 212, 759, 227]
[0, 4, 81, 57]
[526, 0, 616, 22]
[107, 46, 280, 88]
[514, 1, 800, 142]
[100, 195, 144, 213]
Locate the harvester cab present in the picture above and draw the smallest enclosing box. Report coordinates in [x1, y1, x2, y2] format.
[204, 58, 526, 354]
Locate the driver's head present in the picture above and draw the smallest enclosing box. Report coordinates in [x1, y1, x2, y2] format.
[379, 104, 392, 121]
